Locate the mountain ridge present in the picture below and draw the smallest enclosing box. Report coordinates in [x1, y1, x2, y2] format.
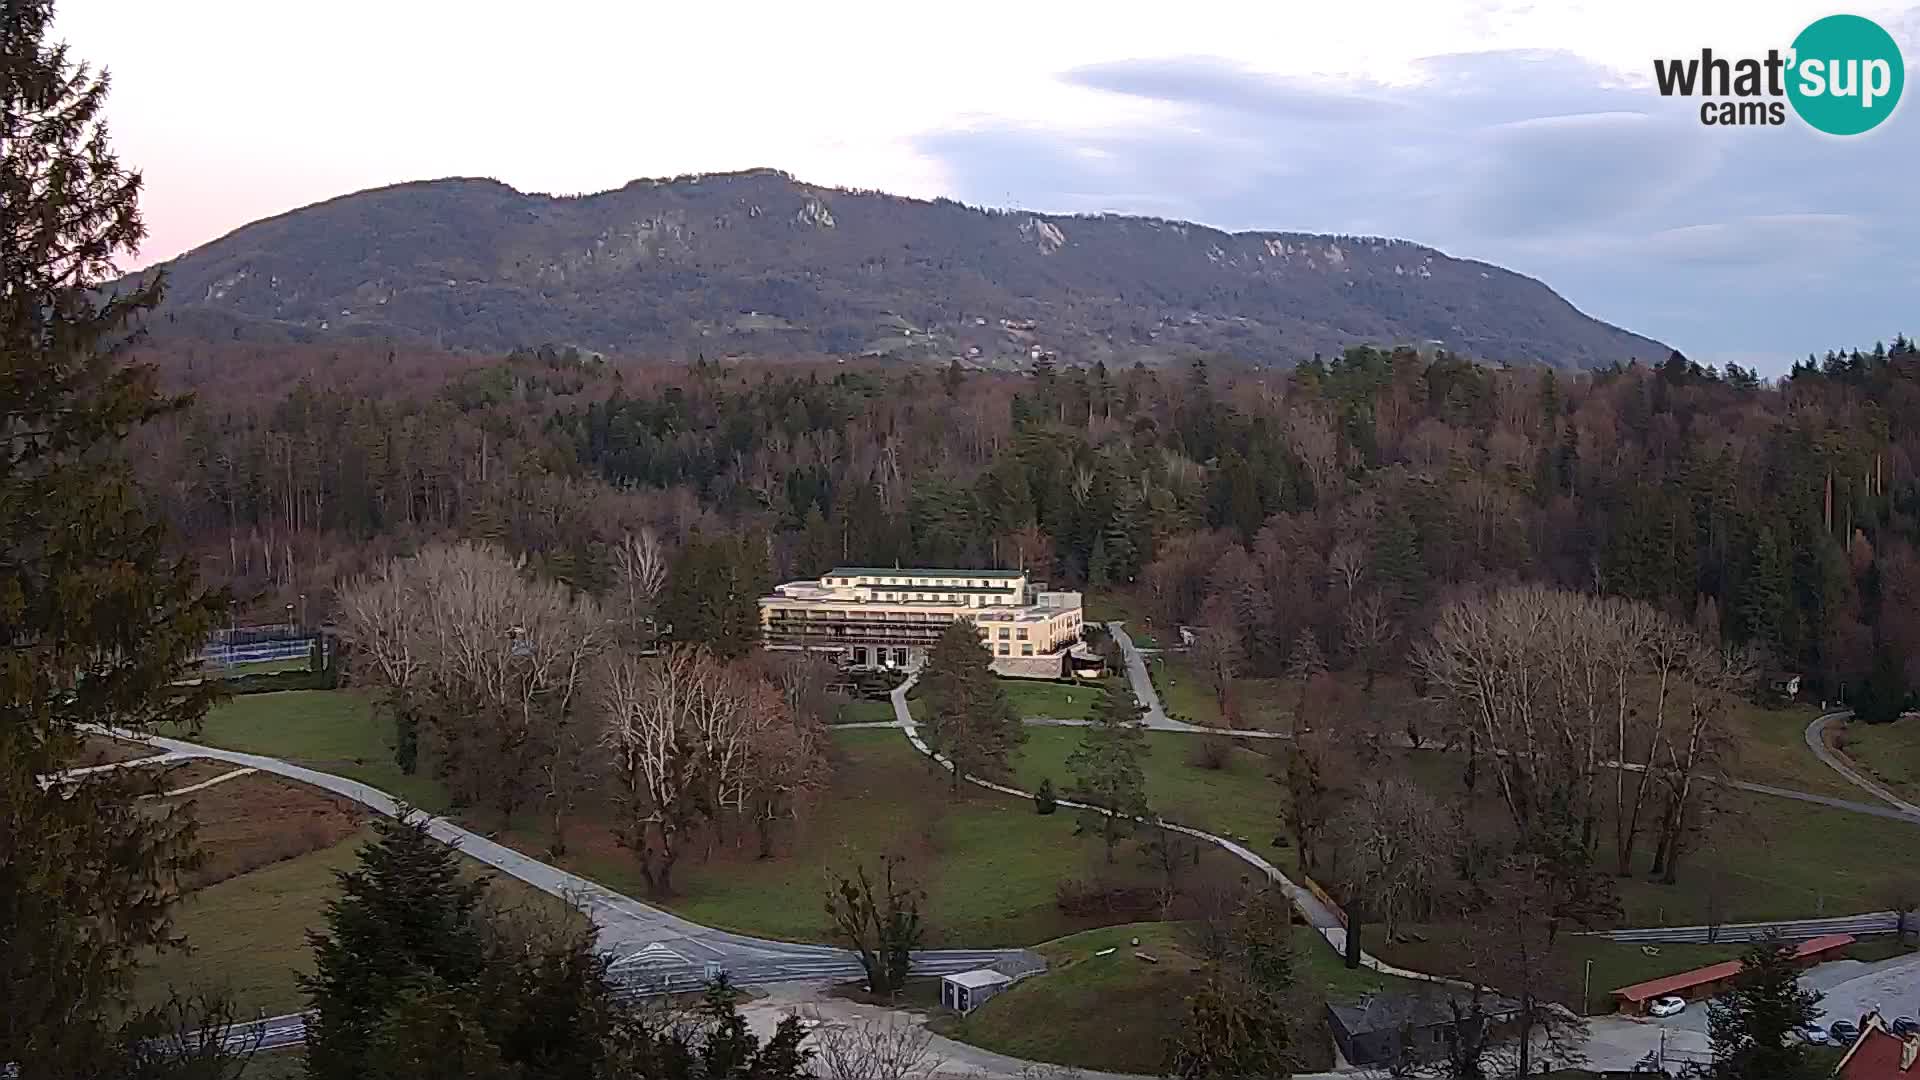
[133, 167, 1669, 369]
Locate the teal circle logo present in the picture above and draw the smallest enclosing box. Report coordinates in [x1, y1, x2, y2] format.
[1787, 14, 1904, 135]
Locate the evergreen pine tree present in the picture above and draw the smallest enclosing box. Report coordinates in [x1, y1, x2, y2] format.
[919, 619, 1024, 795]
[1736, 526, 1793, 654]
[1067, 684, 1150, 861]
[302, 812, 489, 1080]
[1696, 939, 1824, 1080]
[1, 3, 229, 1070]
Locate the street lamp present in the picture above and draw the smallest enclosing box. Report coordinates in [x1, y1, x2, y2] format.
[1583, 958, 1593, 1017]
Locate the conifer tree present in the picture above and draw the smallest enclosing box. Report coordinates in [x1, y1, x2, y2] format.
[1, 2, 228, 1070]
[1695, 939, 1824, 1080]
[1067, 682, 1150, 861]
[919, 618, 1024, 794]
[302, 812, 489, 1080]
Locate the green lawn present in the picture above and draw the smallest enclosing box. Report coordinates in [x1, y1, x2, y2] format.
[1082, 592, 1143, 626]
[178, 690, 449, 812]
[936, 920, 1413, 1074]
[1833, 716, 1920, 804]
[832, 698, 897, 725]
[1727, 702, 1858, 800]
[1148, 654, 1293, 730]
[999, 678, 1110, 721]
[1393, 744, 1920, 925]
[216, 656, 315, 679]
[238, 1050, 305, 1079]
[1375, 925, 1748, 1014]
[137, 829, 368, 1015]
[136, 827, 585, 1016]
[1610, 785, 1919, 924]
[1011, 727, 1289, 858]
[498, 729, 1237, 948]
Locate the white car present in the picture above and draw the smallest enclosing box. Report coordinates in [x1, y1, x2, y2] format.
[1649, 996, 1688, 1018]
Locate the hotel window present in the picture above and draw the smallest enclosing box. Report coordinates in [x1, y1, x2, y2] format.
[997, 643, 1009, 655]
[894, 648, 908, 665]
[1017, 628, 1028, 640]
[997, 628, 1009, 639]
[1021, 644, 1034, 656]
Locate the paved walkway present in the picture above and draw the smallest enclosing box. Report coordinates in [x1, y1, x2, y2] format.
[1105, 622, 1281, 738]
[99, 727, 1034, 997]
[1807, 711, 1920, 819]
[885, 675, 1461, 990]
[1106, 627, 1916, 826]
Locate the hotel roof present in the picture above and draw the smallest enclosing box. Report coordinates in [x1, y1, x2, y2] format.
[827, 567, 1026, 579]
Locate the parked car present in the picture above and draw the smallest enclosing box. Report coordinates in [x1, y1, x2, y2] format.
[1649, 996, 1687, 1017]
[1793, 1026, 1832, 1045]
[1831, 1020, 1862, 1044]
[1893, 1017, 1919, 1037]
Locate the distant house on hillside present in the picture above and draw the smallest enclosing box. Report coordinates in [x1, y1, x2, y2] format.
[1767, 671, 1802, 700]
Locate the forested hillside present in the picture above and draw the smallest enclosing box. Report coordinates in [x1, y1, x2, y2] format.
[131, 169, 1667, 369]
[135, 339, 1919, 709]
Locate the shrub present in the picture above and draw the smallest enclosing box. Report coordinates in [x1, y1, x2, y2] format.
[1035, 777, 1058, 815]
[1188, 736, 1231, 771]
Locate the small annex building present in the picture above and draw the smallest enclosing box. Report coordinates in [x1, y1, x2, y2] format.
[1326, 990, 1522, 1068]
[940, 968, 1013, 1014]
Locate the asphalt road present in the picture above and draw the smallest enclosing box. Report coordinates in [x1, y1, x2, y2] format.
[1806, 712, 1920, 819]
[106, 728, 1036, 1053]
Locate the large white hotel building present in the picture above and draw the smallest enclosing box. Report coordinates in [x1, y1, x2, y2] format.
[758, 567, 1086, 679]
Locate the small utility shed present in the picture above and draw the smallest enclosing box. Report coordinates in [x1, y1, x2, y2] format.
[941, 969, 1013, 1014]
[1326, 991, 1521, 1068]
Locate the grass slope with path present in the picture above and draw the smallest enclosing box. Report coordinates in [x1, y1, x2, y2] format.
[935, 920, 1420, 1075]
[137, 822, 585, 1015]
[496, 728, 1244, 948]
[1011, 726, 1293, 867]
[184, 692, 1255, 950]
[181, 690, 450, 812]
[1830, 716, 1920, 806]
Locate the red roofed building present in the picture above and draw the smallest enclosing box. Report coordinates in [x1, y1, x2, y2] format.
[1608, 934, 1854, 1015]
[1836, 1014, 1920, 1079]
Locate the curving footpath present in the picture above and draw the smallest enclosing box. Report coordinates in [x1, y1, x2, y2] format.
[99, 727, 1037, 1054]
[884, 676, 1460, 990]
[1108, 625, 1919, 826]
[1806, 711, 1920, 820]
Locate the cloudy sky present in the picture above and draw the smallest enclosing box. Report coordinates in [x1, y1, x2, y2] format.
[56, 0, 1920, 372]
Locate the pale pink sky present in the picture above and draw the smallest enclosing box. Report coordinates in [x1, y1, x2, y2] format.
[55, 0, 1889, 268]
[50, 1, 1920, 370]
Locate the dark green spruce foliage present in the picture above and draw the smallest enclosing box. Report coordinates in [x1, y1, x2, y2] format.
[306, 814, 813, 1079]
[1067, 682, 1150, 861]
[1168, 891, 1298, 1080]
[918, 618, 1025, 793]
[1, 0, 230, 1072]
[1034, 776, 1058, 814]
[1691, 939, 1824, 1080]
[661, 531, 770, 659]
[302, 811, 490, 1080]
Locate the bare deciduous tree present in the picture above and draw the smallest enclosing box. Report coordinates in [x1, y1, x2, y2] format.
[610, 527, 668, 645]
[1332, 779, 1456, 942]
[1190, 622, 1243, 727]
[600, 647, 710, 896]
[1327, 540, 1367, 599]
[1413, 583, 1740, 885]
[1341, 590, 1396, 693]
[812, 1017, 942, 1080]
